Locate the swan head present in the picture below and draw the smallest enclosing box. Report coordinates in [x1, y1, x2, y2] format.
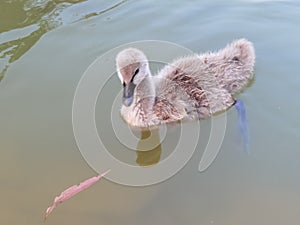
[116, 48, 151, 107]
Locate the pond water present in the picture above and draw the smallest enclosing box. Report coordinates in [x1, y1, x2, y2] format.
[1, 0, 300, 225]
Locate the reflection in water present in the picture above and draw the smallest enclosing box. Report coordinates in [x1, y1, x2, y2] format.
[79, 0, 127, 21]
[235, 99, 249, 153]
[136, 129, 162, 167]
[0, 0, 127, 81]
[0, 0, 73, 81]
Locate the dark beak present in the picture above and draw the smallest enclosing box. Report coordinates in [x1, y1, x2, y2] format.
[122, 82, 136, 107]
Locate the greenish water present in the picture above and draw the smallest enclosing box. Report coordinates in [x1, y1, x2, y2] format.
[1, 0, 300, 225]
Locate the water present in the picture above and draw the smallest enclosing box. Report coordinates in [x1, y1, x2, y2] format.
[1, 0, 300, 224]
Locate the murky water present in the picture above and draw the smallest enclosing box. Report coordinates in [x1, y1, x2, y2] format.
[1, 0, 300, 224]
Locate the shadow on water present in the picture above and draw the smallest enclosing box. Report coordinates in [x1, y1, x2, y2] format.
[0, 0, 128, 82]
[136, 129, 162, 166]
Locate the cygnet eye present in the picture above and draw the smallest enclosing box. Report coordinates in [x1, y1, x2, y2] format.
[131, 68, 139, 83]
[133, 68, 139, 76]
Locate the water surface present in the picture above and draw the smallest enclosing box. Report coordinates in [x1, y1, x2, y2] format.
[1, 0, 300, 225]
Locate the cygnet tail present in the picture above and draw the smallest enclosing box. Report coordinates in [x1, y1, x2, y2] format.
[218, 39, 256, 95]
[229, 39, 255, 67]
